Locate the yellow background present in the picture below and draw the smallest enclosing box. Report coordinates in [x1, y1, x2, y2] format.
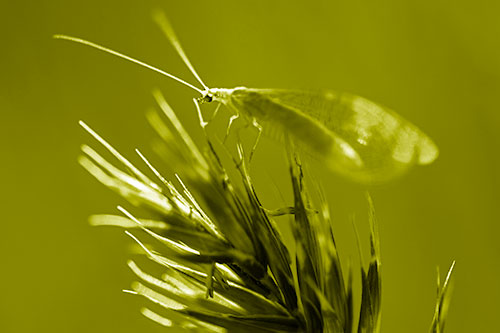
[2, 0, 499, 331]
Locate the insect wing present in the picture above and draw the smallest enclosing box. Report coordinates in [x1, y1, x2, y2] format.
[252, 89, 439, 183]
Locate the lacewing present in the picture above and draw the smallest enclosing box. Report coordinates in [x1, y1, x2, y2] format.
[54, 12, 438, 184]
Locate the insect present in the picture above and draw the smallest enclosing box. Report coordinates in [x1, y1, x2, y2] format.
[54, 11, 438, 185]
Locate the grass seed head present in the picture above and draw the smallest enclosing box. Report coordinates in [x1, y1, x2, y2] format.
[81, 90, 454, 332]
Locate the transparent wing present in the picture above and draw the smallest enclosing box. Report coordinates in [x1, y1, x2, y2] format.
[243, 89, 439, 184]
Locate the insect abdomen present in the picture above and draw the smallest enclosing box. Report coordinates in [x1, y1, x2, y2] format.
[229, 88, 363, 170]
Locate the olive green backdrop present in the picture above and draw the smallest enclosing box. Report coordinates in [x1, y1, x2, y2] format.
[2, 0, 499, 332]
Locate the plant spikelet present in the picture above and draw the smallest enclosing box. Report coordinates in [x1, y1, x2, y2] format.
[81, 90, 455, 332]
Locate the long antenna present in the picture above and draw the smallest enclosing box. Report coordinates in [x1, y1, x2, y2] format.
[53, 34, 204, 94]
[153, 10, 209, 91]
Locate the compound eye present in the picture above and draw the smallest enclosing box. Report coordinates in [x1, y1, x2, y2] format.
[196, 93, 214, 104]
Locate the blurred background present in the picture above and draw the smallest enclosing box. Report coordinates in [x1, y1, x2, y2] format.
[1, 0, 499, 331]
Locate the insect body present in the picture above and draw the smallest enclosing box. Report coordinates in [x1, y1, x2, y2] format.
[54, 12, 438, 184]
[209, 87, 437, 184]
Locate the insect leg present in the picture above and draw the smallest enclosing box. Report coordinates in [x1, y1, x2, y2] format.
[192, 98, 208, 129]
[224, 114, 240, 143]
[210, 102, 222, 122]
[249, 119, 262, 163]
[262, 206, 319, 216]
[192, 99, 222, 130]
